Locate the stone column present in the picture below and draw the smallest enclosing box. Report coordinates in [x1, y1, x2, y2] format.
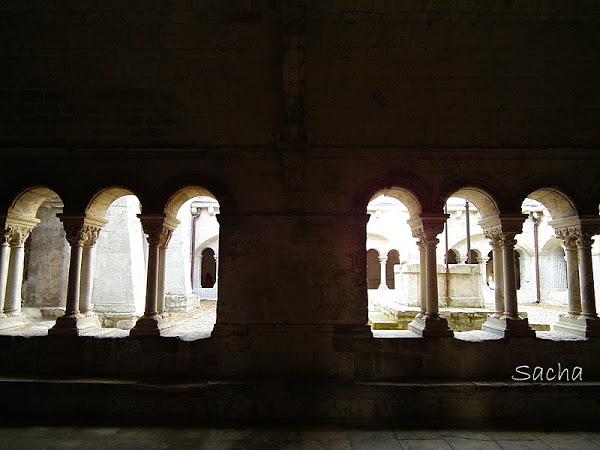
[551, 218, 600, 337]
[378, 255, 388, 289]
[577, 233, 598, 319]
[489, 233, 504, 318]
[79, 226, 102, 315]
[156, 228, 173, 315]
[3, 226, 32, 316]
[407, 214, 453, 337]
[481, 215, 534, 337]
[501, 231, 520, 319]
[157, 246, 167, 315]
[214, 253, 219, 289]
[130, 214, 176, 336]
[563, 234, 581, 317]
[0, 230, 10, 315]
[50, 217, 102, 335]
[417, 240, 426, 318]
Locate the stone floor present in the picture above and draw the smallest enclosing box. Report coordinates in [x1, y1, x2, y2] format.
[0, 299, 586, 341]
[1, 426, 600, 449]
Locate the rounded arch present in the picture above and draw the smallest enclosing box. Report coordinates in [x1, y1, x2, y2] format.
[386, 249, 400, 289]
[86, 187, 138, 220]
[8, 186, 63, 220]
[368, 187, 422, 219]
[442, 186, 501, 221]
[164, 186, 219, 220]
[445, 248, 459, 265]
[353, 171, 429, 217]
[524, 187, 578, 220]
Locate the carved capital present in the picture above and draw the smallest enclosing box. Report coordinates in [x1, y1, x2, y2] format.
[82, 225, 102, 247]
[378, 256, 388, 263]
[555, 228, 580, 250]
[577, 232, 596, 250]
[501, 232, 518, 249]
[138, 214, 180, 248]
[483, 227, 503, 250]
[6, 225, 33, 247]
[409, 213, 448, 242]
[62, 222, 88, 247]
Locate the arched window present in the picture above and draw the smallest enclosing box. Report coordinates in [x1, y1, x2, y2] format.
[200, 248, 216, 288]
[445, 249, 458, 265]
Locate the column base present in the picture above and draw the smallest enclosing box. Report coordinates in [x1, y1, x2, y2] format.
[408, 314, 454, 337]
[48, 313, 101, 336]
[481, 316, 535, 338]
[129, 314, 168, 337]
[0, 313, 28, 331]
[553, 314, 600, 338]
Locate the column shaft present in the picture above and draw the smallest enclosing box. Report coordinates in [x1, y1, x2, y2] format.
[157, 247, 166, 314]
[0, 241, 10, 312]
[378, 256, 388, 289]
[65, 244, 83, 316]
[564, 245, 581, 316]
[425, 241, 439, 317]
[419, 242, 426, 315]
[144, 242, 159, 316]
[79, 245, 96, 314]
[578, 239, 597, 318]
[502, 244, 519, 319]
[3, 245, 25, 315]
[492, 245, 504, 316]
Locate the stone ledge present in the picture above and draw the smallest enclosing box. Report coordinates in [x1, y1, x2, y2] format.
[1, 377, 600, 427]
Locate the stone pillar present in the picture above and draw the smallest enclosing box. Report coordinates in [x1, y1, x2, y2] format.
[130, 214, 176, 337]
[0, 230, 10, 315]
[489, 234, 504, 318]
[481, 216, 534, 337]
[49, 217, 103, 335]
[578, 233, 598, 318]
[417, 240, 426, 318]
[378, 255, 388, 289]
[3, 226, 32, 316]
[407, 214, 453, 337]
[214, 253, 219, 289]
[551, 219, 600, 337]
[79, 224, 103, 315]
[157, 246, 167, 315]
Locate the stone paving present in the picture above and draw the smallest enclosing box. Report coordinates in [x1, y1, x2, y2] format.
[0, 300, 583, 341]
[0, 426, 600, 450]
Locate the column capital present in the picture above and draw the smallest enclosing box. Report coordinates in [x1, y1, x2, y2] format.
[483, 227, 503, 249]
[6, 224, 34, 247]
[409, 213, 448, 242]
[378, 255, 388, 263]
[550, 215, 600, 250]
[137, 214, 180, 247]
[57, 214, 107, 247]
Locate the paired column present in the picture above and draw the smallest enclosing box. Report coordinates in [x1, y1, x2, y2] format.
[2, 225, 33, 317]
[49, 216, 103, 335]
[577, 232, 598, 319]
[377, 255, 388, 289]
[552, 219, 600, 337]
[481, 216, 534, 337]
[130, 214, 177, 337]
[407, 214, 453, 337]
[0, 230, 11, 316]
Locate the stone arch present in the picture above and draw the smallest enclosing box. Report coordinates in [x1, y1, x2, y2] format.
[7, 186, 63, 222]
[445, 248, 459, 264]
[525, 188, 578, 220]
[369, 187, 422, 220]
[86, 187, 138, 221]
[164, 186, 219, 220]
[443, 186, 501, 223]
